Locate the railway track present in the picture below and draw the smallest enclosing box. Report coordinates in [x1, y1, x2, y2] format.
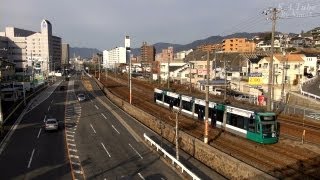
[89, 72, 320, 179]
[278, 115, 320, 145]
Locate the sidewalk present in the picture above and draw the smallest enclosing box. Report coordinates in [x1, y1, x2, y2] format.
[25, 81, 62, 114]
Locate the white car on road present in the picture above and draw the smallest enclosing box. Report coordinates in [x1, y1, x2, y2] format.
[44, 118, 59, 131]
[77, 93, 86, 101]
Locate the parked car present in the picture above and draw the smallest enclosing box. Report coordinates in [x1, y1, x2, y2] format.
[77, 93, 86, 101]
[307, 73, 313, 78]
[44, 118, 59, 131]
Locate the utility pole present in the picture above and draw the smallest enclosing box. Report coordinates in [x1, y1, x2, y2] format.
[189, 62, 192, 93]
[167, 52, 170, 89]
[224, 55, 227, 101]
[0, 60, 3, 135]
[98, 53, 101, 81]
[281, 51, 286, 103]
[214, 50, 217, 81]
[125, 36, 132, 104]
[204, 50, 210, 144]
[265, 7, 279, 111]
[175, 110, 180, 160]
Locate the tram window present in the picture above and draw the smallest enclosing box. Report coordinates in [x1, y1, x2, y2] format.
[194, 104, 200, 114]
[262, 124, 273, 133]
[174, 98, 180, 106]
[248, 118, 255, 132]
[256, 124, 260, 133]
[216, 109, 223, 122]
[182, 100, 192, 111]
[155, 93, 162, 101]
[164, 95, 170, 103]
[261, 116, 275, 121]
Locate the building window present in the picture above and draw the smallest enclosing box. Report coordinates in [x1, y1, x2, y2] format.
[263, 63, 268, 69]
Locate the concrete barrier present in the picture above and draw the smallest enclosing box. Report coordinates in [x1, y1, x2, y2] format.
[93, 77, 274, 179]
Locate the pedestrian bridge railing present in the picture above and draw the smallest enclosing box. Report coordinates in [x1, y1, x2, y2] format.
[143, 133, 200, 180]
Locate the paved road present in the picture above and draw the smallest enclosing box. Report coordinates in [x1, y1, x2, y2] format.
[0, 81, 71, 179]
[73, 76, 181, 179]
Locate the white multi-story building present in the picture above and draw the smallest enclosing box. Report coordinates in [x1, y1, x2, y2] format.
[0, 19, 61, 79]
[103, 47, 126, 68]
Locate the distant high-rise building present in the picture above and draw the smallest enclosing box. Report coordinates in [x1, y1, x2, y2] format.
[61, 43, 70, 67]
[140, 42, 155, 63]
[0, 19, 62, 77]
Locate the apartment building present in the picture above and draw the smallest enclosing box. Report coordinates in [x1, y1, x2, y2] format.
[140, 42, 155, 63]
[222, 38, 256, 52]
[0, 19, 62, 77]
[155, 46, 174, 63]
[61, 43, 70, 67]
[103, 47, 126, 69]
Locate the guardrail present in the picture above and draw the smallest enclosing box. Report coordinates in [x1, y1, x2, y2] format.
[84, 71, 92, 78]
[143, 133, 200, 180]
[300, 90, 320, 101]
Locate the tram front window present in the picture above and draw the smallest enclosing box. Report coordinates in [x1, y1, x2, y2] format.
[262, 123, 276, 138]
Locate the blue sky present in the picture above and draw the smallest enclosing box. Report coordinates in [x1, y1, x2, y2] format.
[1, 0, 319, 50]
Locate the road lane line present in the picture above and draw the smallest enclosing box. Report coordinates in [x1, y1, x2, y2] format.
[138, 173, 145, 180]
[43, 115, 46, 122]
[90, 99, 93, 103]
[101, 113, 107, 119]
[48, 106, 50, 111]
[51, 99, 53, 104]
[66, 134, 74, 138]
[27, 149, 35, 168]
[101, 143, 111, 157]
[69, 154, 79, 159]
[95, 105, 99, 109]
[129, 144, 143, 159]
[112, 125, 120, 134]
[90, 124, 96, 134]
[37, 128, 42, 139]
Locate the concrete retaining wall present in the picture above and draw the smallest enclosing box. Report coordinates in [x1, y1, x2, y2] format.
[94, 78, 274, 179]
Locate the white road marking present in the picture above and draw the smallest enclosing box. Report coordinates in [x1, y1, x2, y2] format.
[138, 173, 145, 180]
[74, 170, 83, 174]
[68, 143, 76, 147]
[48, 106, 50, 111]
[112, 125, 120, 134]
[69, 154, 79, 159]
[90, 99, 93, 103]
[43, 115, 46, 122]
[129, 144, 143, 159]
[101, 143, 111, 157]
[101, 113, 107, 119]
[95, 105, 99, 109]
[67, 138, 75, 142]
[90, 124, 97, 134]
[37, 128, 42, 139]
[27, 149, 35, 168]
[51, 99, 54, 104]
[69, 149, 78, 152]
[66, 134, 74, 138]
[71, 161, 81, 166]
[66, 130, 75, 134]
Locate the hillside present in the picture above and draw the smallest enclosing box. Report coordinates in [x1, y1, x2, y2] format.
[131, 32, 263, 56]
[70, 47, 102, 59]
